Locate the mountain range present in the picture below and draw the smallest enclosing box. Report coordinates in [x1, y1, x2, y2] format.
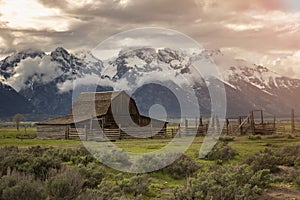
[0, 47, 299, 120]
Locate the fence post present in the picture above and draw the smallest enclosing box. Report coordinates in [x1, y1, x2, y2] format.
[65, 125, 69, 140]
[119, 124, 122, 139]
[291, 109, 295, 134]
[200, 117, 203, 126]
[226, 118, 229, 135]
[89, 117, 93, 136]
[84, 125, 87, 141]
[178, 124, 181, 138]
[185, 118, 188, 128]
[150, 123, 153, 139]
[250, 111, 255, 134]
[238, 117, 243, 135]
[216, 116, 220, 134]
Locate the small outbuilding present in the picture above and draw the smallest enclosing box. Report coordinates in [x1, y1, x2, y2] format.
[37, 91, 168, 139]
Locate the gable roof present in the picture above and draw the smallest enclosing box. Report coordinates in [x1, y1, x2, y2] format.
[38, 91, 125, 125]
[37, 115, 75, 125]
[37, 91, 168, 126]
[70, 91, 123, 117]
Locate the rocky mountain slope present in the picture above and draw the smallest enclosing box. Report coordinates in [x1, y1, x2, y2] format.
[0, 82, 34, 118]
[0, 47, 299, 119]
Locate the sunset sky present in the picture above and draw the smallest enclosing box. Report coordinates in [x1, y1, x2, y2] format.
[0, 0, 300, 77]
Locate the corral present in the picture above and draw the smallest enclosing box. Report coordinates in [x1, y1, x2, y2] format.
[224, 110, 276, 135]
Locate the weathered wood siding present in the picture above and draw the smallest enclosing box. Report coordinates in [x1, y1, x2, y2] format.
[36, 92, 169, 139]
[37, 125, 67, 139]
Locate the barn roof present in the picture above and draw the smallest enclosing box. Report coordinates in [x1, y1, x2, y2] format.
[37, 91, 168, 126]
[37, 115, 75, 125]
[37, 91, 125, 125]
[70, 91, 123, 116]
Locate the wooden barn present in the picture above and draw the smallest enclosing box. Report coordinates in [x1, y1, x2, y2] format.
[37, 91, 168, 139]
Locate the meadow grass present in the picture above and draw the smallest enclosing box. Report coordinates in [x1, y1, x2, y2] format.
[0, 126, 300, 163]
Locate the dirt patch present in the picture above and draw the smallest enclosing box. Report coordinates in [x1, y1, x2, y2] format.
[259, 166, 300, 199]
[259, 184, 300, 200]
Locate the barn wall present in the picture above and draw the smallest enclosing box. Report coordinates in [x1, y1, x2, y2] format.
[37, 125, 67, 139]
[110, 92, 139, 116]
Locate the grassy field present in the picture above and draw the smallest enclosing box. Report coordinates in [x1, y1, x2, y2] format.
[1, 126, 300, 163]
[0, 127, 80, 147]
[1, 126, 300, 199]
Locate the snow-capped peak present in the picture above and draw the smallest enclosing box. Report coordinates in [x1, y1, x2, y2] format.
[224, 63, 300, 92]
[0, 48, 103, 92]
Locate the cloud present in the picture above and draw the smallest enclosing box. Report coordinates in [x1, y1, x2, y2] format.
[57, 74, 115, 93]
[0, 0, 299, 79]
[199, 0, 284, 12]
[5, 55, 62, 91]
[272, 51, 300, 78]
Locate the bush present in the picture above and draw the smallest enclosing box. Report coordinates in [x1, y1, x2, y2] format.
[124, 175, 150, 197]
[97, 174, 150, 200]
[294, 157, 300, 167]
[47, 167, 84, 200]
[205, 142, 237, 162]
[245, 148, 279, 172]
[0, 146, 61, 180]
[130, 154, 167, 173]
[75, 189, 102, 200]
[248, 135, 262, 140]
[161, 154, 200, 179]
[276, 145, 300, 166]
[265, 134, 284, 139]
[173, 165, 271, 200]
[79, 162, 105, 189]
[95, 149, 131, 168]
[0, 169, 46, 200]
[286, 134, 295, 139]
[219, 136, 235, 142]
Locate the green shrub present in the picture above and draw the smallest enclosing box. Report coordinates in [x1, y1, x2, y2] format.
[173, 165, 271, 200]
[130, 154, 166, 172]
[219, 136, 235, 142]
[79, 162, 105, 189]
[292, 168, 300, 187]
[75, 189, 102, 200]
[294, 157, 300, 167]
[286, 134, 295, 139]
[47, 167, 84, 200]
[0, 146, 61, 180]
[205, 142, 237, 162]
[97, 174, 150, 200]
[124, 175, 150, 197]
[245, 148, 279, 172]
[161, 154, 200, 179]
[248, 135, 262, 140]
[277, 145, 300, 166]
[95, 149, 131, 168]
[265, 134, 284, 139]
[130, 153, 198, 174]
[0, 170, 46, 200]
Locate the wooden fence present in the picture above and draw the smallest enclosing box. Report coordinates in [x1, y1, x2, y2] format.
[65, 124, 208, 140]
[37, 110, 300, 140]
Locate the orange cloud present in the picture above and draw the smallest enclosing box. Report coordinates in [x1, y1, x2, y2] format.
[199, 0, 284, 12]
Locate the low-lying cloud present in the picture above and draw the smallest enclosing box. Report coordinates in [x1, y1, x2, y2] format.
[6, 55, 62, 91]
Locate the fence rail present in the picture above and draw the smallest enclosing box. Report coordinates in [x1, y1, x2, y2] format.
[65, 125, 209, 140]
